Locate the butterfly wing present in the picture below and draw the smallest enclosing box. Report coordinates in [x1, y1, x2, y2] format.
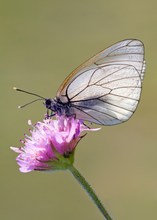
[56, 39, 146, 125]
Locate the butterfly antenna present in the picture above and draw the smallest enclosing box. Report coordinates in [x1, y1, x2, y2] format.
[18, 98, 44, 108]
[13, 87, 45, 99]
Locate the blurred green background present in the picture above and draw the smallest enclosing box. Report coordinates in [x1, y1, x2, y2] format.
[1, 0, 157, 219]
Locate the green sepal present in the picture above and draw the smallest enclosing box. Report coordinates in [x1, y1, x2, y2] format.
[45, 147, 75, 171]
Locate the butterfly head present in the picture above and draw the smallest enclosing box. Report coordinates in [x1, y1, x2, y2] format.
[45, 98, 57, 112]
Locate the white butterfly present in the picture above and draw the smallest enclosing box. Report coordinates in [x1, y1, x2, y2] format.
[15, 39, 146, 126]
[47, 39, 145, 125]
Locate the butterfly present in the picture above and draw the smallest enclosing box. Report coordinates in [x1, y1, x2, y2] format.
[15, 39, 146, 126]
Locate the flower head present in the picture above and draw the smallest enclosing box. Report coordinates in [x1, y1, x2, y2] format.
[11, 116, 98, 173]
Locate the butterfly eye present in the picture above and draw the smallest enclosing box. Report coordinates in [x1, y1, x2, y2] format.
[45, 99, 52, 109]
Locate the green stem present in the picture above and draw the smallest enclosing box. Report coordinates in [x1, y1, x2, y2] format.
[68, 165, 113, 220]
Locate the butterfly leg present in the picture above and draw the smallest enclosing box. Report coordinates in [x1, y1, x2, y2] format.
[44, 109, 55, 119]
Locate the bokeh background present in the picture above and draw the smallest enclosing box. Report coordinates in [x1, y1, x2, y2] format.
[1, 0, 157, 220]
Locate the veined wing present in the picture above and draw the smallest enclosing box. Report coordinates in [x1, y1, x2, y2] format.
[57, 39, 145, 101]
[56, 39, 145, 125]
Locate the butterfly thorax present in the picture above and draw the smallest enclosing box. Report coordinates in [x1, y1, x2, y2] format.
[45, 98, 72, 116]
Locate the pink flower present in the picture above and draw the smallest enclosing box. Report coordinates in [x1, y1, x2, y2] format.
[11, 116, 98, 173]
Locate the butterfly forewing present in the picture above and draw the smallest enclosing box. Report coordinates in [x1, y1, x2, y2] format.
[56, 39, 145, 125]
